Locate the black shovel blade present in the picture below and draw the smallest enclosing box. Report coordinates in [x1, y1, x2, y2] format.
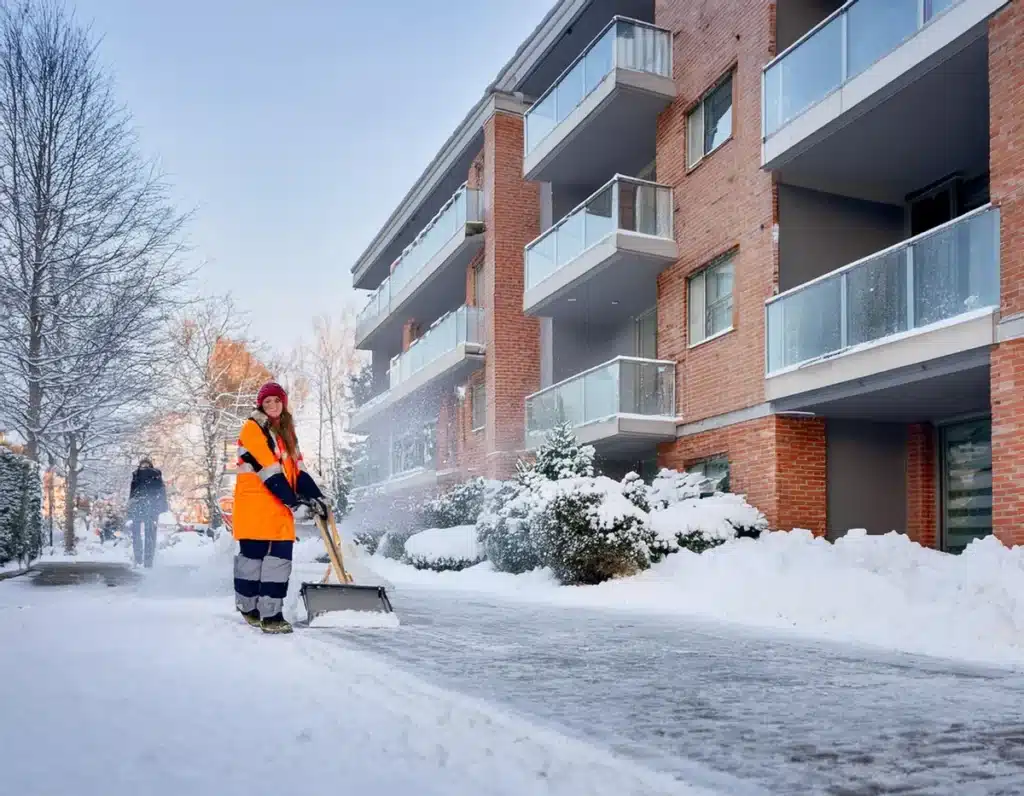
[300, 582, 394, 618]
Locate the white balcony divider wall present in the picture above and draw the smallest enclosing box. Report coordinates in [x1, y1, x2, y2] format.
[766, 205, 1000, 373]
[762, 0, 962, 138]
[525, 176, 674, 290]
[355, 183, 483, 340]
[525, 356, 675, 443]
[389, 305, 487, 389]
[524, 17, 672, 155]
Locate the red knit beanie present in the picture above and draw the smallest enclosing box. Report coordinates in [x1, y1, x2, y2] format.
[256, 381, 288, 410]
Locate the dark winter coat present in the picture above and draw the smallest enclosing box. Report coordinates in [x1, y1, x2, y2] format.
[128, 467, 168, 519]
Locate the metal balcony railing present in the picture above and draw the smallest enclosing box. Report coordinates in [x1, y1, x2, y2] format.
[766, 205, 1000, 373]
[524, 17, 672, 155]
[524, 175, 674, 291]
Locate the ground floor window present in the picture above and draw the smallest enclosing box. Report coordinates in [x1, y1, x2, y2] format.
[687, 454, 729, 492]
[940, 417, 992, 554]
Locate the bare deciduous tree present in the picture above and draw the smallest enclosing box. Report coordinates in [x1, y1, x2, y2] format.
[0, 0, 188, 486]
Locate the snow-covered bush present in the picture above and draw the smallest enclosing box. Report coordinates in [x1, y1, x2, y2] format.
[0, 447, 42, 567]
[649, 492, 768, 560]
[621, 471, 651, 512]
[376, 527, 419, 560]
[420, 477, 494, 529]
[404, 525, 483, 572]
[476, 474, 545, 574]
[352, 528, 385, 555]
[532, 477, 655, 585]
[648, 468, 715, 509]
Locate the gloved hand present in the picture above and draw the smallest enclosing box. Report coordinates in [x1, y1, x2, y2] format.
[305, 496, 330, 520]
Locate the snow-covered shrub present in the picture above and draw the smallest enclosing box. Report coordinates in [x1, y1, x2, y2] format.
[0, 447, 42, 567]
[621, 471, 651, 512]
[404, 525, 483, 572]
[352, 528, 385, 555]
[649, 492, 769, 561]
[376, 527, 419, 560]
[648, 468, 715, 509]
[420, 477, 493, 529]
[532, 476, 655, 585]
[476, 474, 544, 574]
[531, 421, 595, 480]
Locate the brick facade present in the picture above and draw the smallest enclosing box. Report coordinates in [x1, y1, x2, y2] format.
[905, 424, 937, 549]
[991, 339, 1024, 547]
[660, 415, 826, 535]
[990, 1, 1024, 548]
[655, 0, 776, 425]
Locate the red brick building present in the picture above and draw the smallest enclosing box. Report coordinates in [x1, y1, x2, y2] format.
[349, 0, 1020, 552]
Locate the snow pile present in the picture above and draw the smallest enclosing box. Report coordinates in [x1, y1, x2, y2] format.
[368, 529, 1024, 667]
[404, 525, 482, 571]
[648, 468, 715, 507]
[308, 609, 401, 629]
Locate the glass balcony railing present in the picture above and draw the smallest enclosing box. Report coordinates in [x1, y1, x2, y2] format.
[389, 305, 487, 390]
[525, 356, 676, 443]
[766, 205, 999, 374]
[525, 17, 672, 155]
[525, 176, 674, 291]
[356, 277, 391, 341]
[354, 183, 482, 340]
[763, 0, 960, 137]
[390, 184, 483, 299]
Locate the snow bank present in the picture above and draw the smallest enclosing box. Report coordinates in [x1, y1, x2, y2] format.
[404, 525, 482, 566]
[650, 494, 767, 543]
[367, 529, 1024, 668]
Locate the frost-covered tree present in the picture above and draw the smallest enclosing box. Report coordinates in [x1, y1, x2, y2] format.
[0, 1, 188, 465]
[347, 361, 374, 409]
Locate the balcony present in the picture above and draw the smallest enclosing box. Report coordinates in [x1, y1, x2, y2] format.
[350, 305, 486, 432]
[762, 0, 1006, 170]
[765, 205, 1000, 401]
[524, 175, 676, 322]
[355, 183, 484, 350]
[523, 17, 675, 185]
[525, 357, 676, 455]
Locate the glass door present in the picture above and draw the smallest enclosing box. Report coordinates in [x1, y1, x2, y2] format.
[940, 418, 992, 554]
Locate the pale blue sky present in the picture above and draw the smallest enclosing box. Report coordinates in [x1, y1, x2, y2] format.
[71, 0, 552, 346]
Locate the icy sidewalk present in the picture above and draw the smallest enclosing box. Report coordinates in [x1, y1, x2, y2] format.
[0, 573, 714, 796]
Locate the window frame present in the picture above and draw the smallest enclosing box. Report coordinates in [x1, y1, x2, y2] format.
[687, 251, 736, 347]
[686, 71, 734, 169]
[686, 454, 730, 489]
[470, 383, 486, 432]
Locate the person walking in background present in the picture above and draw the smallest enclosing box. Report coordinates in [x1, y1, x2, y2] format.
[232, 381, 328, 634]
[128, 457, 168, 568]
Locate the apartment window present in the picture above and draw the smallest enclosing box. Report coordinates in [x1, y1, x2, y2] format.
[471, 383, 486, 431]
[687, 455, 730, 491]
[688, 252, 735, 345]
[473, 260, 486, 307]
[687, 72, 733, 168]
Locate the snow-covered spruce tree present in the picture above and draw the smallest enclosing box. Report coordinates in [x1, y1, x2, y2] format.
[531, 477, 654, 585]
[0, 447, 42, 567]
[531, 421, 595, 480]
[621, 471, 651, 512]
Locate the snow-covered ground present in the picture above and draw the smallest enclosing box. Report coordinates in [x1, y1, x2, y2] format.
[361, 528, 1024, 669]
[0, 540, 716, 796]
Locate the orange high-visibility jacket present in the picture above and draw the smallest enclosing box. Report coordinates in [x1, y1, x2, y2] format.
[232, 410, 322, 541]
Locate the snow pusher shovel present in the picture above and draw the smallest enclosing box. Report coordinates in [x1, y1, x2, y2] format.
[300, 511, 394, 621]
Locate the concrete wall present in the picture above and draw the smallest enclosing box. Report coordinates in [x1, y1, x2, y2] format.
[777, 183, 905, 292]
[825, 419, 908, 540]
[775, 0, 844, 53]
[551, 317, 636, 383]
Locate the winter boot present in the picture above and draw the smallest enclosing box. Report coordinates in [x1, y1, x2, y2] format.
[239, 609, 261, 628]
[260, 614, 293, 634]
